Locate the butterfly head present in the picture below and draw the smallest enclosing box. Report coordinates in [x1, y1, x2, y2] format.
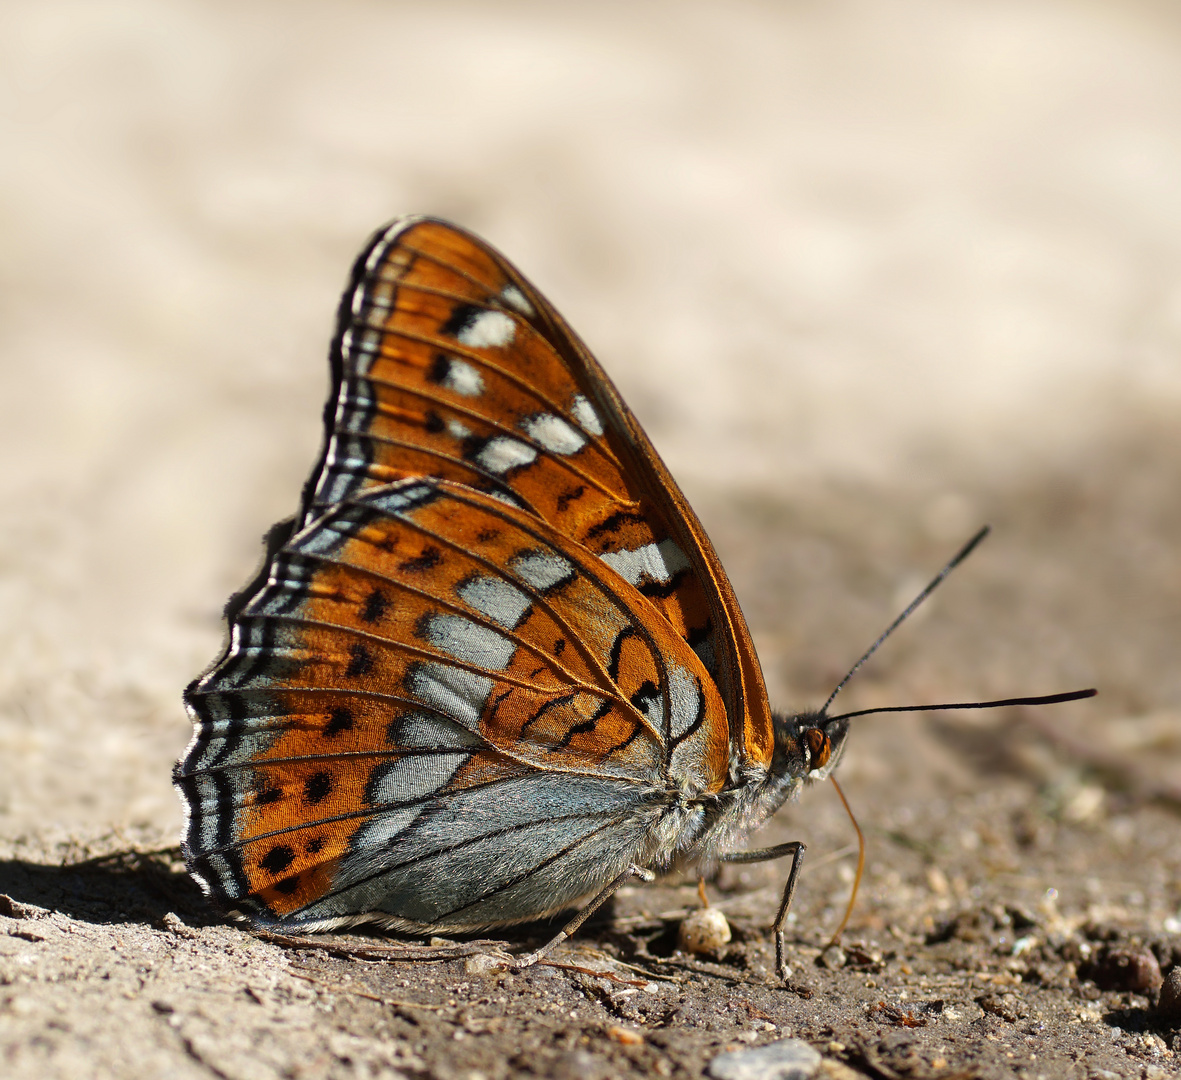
[771, 709, 850, 784]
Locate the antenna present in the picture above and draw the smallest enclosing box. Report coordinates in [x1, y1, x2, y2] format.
[812, 525, 1097, 946]
[821, 686, 1095, 945]
[827, 687, 1096, 724]
[819, 525, 991, 716]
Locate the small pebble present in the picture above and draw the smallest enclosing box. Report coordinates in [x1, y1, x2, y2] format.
[1157, 967, 1181, 1019]
[0, 895, 41, 920]
[608, 1025, 644, 1045]
[708, 1038, 821, 1080]
[977, 992, 1021, 1023]
[816, 1061, 868, 1080]
[819, 944, 846, 971]
[464, 953, 508, 977]
[679, 907, 731, 956]
[1088, 947, 1162, 993]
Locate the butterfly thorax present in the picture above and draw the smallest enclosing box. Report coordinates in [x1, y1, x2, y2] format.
[659, 711, 849, 872]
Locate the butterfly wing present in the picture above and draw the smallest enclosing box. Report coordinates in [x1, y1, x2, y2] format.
[305, 217, 774, 766]
[178, 478, 729, 929]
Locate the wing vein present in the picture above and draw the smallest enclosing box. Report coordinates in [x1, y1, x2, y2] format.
[240, 610, 611, 699]
[327, 498, 661, 736]
[198, 774, 649, 859]
[432, 485, 679, 759]
[354, 377, 631, 499]
[266, 544, 592, 685]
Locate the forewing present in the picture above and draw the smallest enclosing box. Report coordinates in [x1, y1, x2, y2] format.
[177, 479, 729, 928]
[306, 218, 773, 764]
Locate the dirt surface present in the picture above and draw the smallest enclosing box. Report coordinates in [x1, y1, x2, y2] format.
[3, 2, 1181, 1078]
[3, 427, 1180, 1080]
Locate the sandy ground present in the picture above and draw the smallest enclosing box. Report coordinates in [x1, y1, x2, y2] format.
[1, 2, 1179, 1077]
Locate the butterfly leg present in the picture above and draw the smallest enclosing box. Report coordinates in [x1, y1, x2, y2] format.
[720, 841, 806, 982]
[516, 863, 656, 970]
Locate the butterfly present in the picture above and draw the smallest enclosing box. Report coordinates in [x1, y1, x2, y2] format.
[175, 217, 1093, 980]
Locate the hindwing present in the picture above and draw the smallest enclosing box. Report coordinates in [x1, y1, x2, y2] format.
[178, 479, 730, 928]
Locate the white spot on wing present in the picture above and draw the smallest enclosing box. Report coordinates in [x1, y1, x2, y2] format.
[476, 437, 538, 474]
[571, 394, 604, 437]
[203, 854, 237, 897]
[520, 413, 586, 456]
[392, 712, 484, 749]
[483, 489, 527, 508]
[513, 551, 574, 591]
[340, 383, 375, 433]
[632, 684, 663, 727]
[406, 662, 492, 730]
[357, 327, 381, 361]
[499, 284, 533, 315]
[457, 310, 515, 348]
[459, 576, 532, 630]
[363, 483, 437, 516]
[350, 744, 471, 853]
[349, 806, 421, 851]
[668, 664, 702, 739]
[446, 418, 472, 439]
[189, 868, 214, 897]
[299, 519, 351, 556]
[369, 752, 470, 807]
[425, 614, 516, 670]
[600, 539, 690, 586]
[441, 359, 484, 397]
[195, 776, 224, 851]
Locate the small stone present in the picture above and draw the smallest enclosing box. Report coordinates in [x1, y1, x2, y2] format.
[158, 912, 200, 940]
[707, 1037, 822, 1080]
[0, 895, 40, 920]
[679, 907, 731, 956]
[817, 1061, 867, 1080]
[464, 953, 508, 977]
[5, 996, 35, 1018]
[1086, 947, 1162, 993]
[925, 867, 949, 896]
[977, 992, 1021, 1022]
[819, 944, 846, 970]
[608, 1025, 644, 1045]
[1157, 967, 1181, 1019]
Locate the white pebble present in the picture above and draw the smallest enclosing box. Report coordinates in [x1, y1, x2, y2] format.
[679, 907, 732, 955]
[708, 1038, 821, 1080]
[464, 953, 508, 977]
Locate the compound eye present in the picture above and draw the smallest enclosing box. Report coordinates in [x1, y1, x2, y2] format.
[805, 729, 831, 770]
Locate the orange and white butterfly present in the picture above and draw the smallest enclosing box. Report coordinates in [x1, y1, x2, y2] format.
[174, 218, 1091, 979]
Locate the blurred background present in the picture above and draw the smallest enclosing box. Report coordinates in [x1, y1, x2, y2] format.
[0, 0, 1178, 853]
